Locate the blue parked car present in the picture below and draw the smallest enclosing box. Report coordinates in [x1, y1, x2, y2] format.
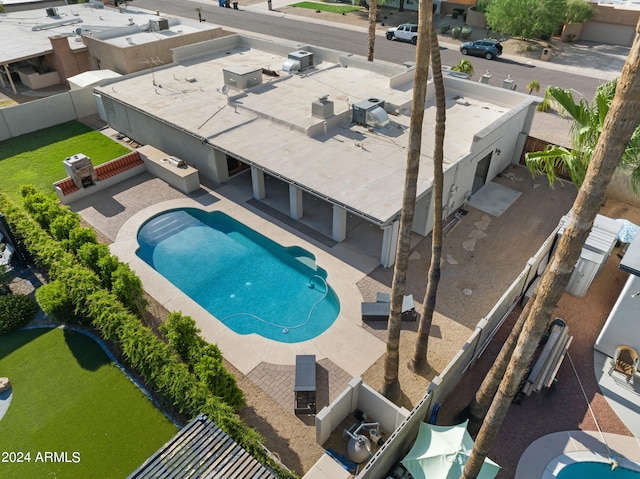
[459, 39, 503, 60]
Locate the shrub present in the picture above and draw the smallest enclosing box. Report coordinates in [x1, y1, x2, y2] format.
[451, 26, 462, 38]
[461, 27, 473, 39]
[0, 294, 38, 335]
[111, 263, 147, 315]
[68, 226, 97, 254]
[49, 211, 81, 242]
[440, 23, 451, 33]
[195, 354, 245, 409]
[21, 189, 62, 230]
[77, 242, 111, 273]
[161, 311, 203, 362]
[36, 280, 78, 323]
[97, 253, 120, 288]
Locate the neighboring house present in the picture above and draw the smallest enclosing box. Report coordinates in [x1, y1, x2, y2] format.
[595, 232, 640, 357]
[93, 34, 540, 267]
[0, 2, 226, 94]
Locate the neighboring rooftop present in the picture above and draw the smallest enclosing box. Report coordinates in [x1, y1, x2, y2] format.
[0, 2, 216, 65]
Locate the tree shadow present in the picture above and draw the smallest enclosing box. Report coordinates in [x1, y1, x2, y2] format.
[0, 328, 50, 361]
[63, 328, 110, 371]
[238, 404, 307, 474]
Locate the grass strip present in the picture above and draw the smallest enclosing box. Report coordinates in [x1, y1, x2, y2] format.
[291, 1, 362, 13]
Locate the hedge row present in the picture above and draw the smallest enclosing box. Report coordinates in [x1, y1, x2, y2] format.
[0, 193, 296, 479]
[20, 186, 147, 317]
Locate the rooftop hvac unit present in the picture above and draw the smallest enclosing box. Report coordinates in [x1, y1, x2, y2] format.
[352, 97, 390, 130]
[45, 7, 58, 17]
[149, 17, 170, 32]
[287, 50, 313, 70]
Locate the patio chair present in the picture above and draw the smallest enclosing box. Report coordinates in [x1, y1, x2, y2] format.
[361, 294, 417, 321]
[611, 345, 638, 383]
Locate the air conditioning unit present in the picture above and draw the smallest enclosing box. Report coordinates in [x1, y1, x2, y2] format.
[45, 7, 58, 17]
[352, 98, 390, 129]
[287, 50, 313, 70]
[149, 17, 170, 32]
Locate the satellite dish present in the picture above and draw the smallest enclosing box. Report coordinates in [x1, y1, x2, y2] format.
[75, 27, 82, 35]
[221, 84, 229, 96]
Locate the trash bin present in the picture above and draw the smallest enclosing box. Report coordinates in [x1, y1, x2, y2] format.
[218, 0, 224, 6]
[224, 0, 230, 7]
[232, 1, 238, 8]
[540, 48, 551, 62]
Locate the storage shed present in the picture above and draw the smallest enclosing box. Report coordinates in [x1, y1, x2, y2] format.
[557, 213, 622, 298]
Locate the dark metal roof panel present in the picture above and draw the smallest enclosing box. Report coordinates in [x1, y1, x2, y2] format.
[128, 414, 278, 479]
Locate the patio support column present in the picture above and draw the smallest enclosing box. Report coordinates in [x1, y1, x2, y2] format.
[289, 184, 303, 219]
[251, 166, 265, 200]
[381, 219, 400, 268]
[211, 149, 229, 183]
[2, 64, 17, 95]
[332, 204, 347, 243]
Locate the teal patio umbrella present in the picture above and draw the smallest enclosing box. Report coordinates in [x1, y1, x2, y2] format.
[401, 420, 500, 479]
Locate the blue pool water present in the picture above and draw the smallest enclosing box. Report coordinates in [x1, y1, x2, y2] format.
[136, 208, 340, 343]
[556, 461, 640, 478]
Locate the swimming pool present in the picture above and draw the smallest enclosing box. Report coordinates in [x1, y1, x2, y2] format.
[556, 461, 640, 478]
[136, 208, 340, 343]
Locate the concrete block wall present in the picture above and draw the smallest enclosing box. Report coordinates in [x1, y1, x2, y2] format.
[0, 88, 98, 141]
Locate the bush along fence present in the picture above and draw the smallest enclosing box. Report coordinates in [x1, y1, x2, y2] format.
[0, 191, 297, 479]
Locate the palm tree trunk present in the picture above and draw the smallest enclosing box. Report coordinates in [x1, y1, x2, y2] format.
[381, 0, 433, 401]
[410, 16, 444, 372]
[367, 0, 378, 62]
[462, 19, 640, 478]
[466, 302, 528, 434]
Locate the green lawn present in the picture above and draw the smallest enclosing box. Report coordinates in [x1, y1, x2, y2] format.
[0, 328, 178, 479]
[0, 121, 131, 201]
[291, 1, 363, 13]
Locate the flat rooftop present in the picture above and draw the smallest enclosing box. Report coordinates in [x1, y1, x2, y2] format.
[0, 3, 215, 64]
[96, 35, 532, 226]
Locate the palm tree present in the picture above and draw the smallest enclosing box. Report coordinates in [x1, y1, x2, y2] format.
[526, 80, 640, 193]
[410, 16, 446, 372]
[381, 0, 434, 401]
[462, 19, 640, 479]
[526, 79, 540, 94]
[451, 58, 474, 76]
[367, 0, 379, 62]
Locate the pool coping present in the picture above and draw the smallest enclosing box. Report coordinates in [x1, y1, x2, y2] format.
[109, 193, 387, 376]
[516, 431, 640, 478]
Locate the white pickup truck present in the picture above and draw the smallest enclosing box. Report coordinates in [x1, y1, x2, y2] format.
[386, 24, 418, 44]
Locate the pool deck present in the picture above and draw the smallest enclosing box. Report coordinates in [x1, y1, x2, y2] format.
[109, 183, 387, 379]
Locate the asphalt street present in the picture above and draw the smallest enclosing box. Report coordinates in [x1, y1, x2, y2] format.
[133, 0, 617, 100]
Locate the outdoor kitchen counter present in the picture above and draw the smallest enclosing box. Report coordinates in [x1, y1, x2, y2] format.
[138, 145, 200, 194]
